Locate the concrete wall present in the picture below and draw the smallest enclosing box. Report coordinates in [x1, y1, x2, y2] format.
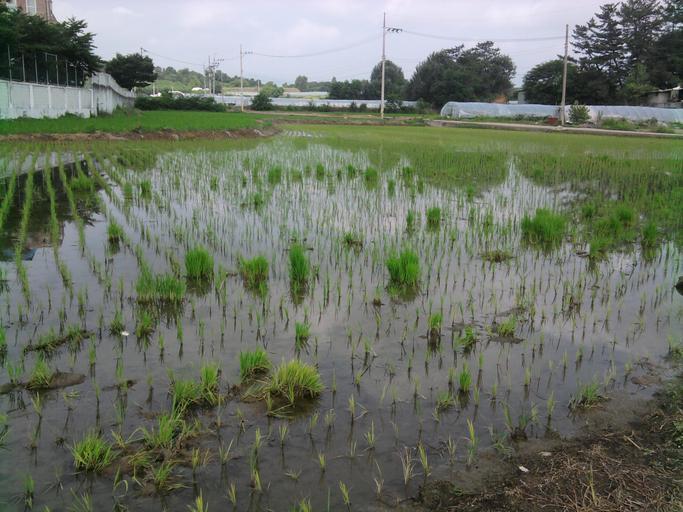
[0, 72, 135, 119]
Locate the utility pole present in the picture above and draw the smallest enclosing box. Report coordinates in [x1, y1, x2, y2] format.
[560, 24, 569, 126]
[380, 12, 386, 119]
[240, 45, 244, 111]
[381, 17, 403, 120]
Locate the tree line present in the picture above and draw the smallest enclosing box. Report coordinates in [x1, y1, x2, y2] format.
[523, 0, 681, 105]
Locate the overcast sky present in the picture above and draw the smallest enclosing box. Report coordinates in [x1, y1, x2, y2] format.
[53, 0, 607, 85]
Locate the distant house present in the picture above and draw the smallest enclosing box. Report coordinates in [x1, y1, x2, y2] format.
[644, 86, 682, 108]
[1, 0, 57, 21]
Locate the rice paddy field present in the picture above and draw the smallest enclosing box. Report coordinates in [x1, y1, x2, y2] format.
[0, 125, 681, 511]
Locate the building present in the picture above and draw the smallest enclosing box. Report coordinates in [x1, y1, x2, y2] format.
[1, 0, 56, 21]
[644, 86, 682, 108]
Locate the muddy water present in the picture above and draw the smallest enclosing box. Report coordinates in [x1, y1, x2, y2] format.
[0, 136, 680, 511]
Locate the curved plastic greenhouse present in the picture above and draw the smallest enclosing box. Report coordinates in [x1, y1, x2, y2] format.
[440, 101, 683, 123]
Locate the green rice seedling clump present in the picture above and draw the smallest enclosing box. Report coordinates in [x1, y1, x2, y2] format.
[185, 246, 214, 280]
[26, 358, 53, 389]
[426, 207, 441, 228]
[295, 322, 311, 349]
[289, 243, 310, 291]
[497, 316, 517, 337]
[136, 269, 186, 304]
[107, 220, 125, 244]
[521, 208, 566, 246]
[72, 431, 116, 472]
[240, 348, 271, 381]
[386, 249, 420, 289]
[569, 381, 605, 410]
[267, 359, 323, 404]
[239, 255, 269, 289]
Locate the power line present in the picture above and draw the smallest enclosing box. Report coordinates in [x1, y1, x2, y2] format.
[400, 29, 565, 43]
[249, 35, 380, 59]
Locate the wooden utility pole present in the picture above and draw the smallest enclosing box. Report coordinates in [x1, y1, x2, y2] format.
[560, 24, 569, 126]
[380, 12, 386, 119]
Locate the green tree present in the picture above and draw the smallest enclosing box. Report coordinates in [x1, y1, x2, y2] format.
[294, 75, 308, 91]
[523, 59, 577, 104]
[0, 5, 100, 83]
[369, 60, 406, 99]
[250, 92, 273, 110]
[260, 82, 284, 97]
[406, 42, 515, 107]
[106, 53, 157, 90]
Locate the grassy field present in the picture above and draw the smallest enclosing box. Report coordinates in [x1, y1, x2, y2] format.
[0, 110, 262, 135]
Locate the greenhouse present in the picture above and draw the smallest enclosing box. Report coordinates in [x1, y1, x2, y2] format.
[440, 101, 683, 124]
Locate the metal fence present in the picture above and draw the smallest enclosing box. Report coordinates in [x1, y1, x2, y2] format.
[0, 46, 88, 87]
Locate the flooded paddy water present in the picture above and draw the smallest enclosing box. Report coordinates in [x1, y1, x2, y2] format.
[0, 126, 681, 511]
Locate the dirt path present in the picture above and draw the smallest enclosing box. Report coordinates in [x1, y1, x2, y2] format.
[429, 119, 683, 139]
[409, 374, 683, 512]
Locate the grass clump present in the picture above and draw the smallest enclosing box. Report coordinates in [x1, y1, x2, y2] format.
[428, 313, 442, 338]
[386, 249, 420, 290]
[521, 208, 566, 246]
[267, 359, 323, 405]
[139, 410, 192, 450]
[481, 249, 513, 263]
[107, 220, 125, 244]
[172, 363, 221, 412]
[185, 246, 214, 281]
[426, 207, 441, 229]
[289, 244, 310, 292]
[239, 255, 269, 290]
[26, 358, 53, 389]
[569, 381, 605, 410]
[239, 348, 271, 381]
[72, 431, 116, 473]
[136, 268, 186, 304]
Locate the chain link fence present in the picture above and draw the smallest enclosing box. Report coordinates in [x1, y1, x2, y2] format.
[0, 46, 88, 87]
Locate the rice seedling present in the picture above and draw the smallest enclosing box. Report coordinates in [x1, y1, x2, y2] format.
[139, 179, 152, 199]
[339, 481, 351, 508]
[26, 358, 54, 390]
[146, 460, 185, 494]
[417, 442, 431, 478]
[426, 207, 441, 229]
[481, 249, 513, 263]
[466, 419, 478, 466]
[458, 326, 477, 349]
[139, 410, 187, 450]
[386, 249, 420, 290]
[188, 492, 209, 512]
[399, 447, 415, 485]
[569, 381, 605, 410]
[107, 220, 125, 244]
[428, 312, 442, 338]
[521, 208, 566, 246]
[136, 269, 186, 304]
[496, 316, 517, 337]
[185, 246, 214, 281]
[289, 243, 310, 292]
[406, 210, 417, 231]
[239, 348, 271, 381]
[71, 431, 117, 472]
[436, 390, 456, 412]
[239, 255, 269, 290]
[458, 363, 472, 394]
[135, 310, 156, 338]
[342, 231, 363, 248]
[266, 359, 323, 405]
[295, 321, 311, 349]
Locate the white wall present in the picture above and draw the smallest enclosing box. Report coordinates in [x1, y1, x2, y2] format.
[0, 72, 135, 119]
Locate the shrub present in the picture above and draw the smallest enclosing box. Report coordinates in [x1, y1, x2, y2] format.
[568, 103, 590, 125]
[521, 209, 566, 246]
[251, 92, 273, 111]
[135, 94, 227, 112]
[386, 249, 421, 289]
[185, 246, 214, 280]
[240, 348, 271, 381]
[267, 359, 323, 404]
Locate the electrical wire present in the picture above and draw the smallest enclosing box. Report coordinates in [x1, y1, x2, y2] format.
[250, 34, 380, 58]
[400, 29, 564, 43]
